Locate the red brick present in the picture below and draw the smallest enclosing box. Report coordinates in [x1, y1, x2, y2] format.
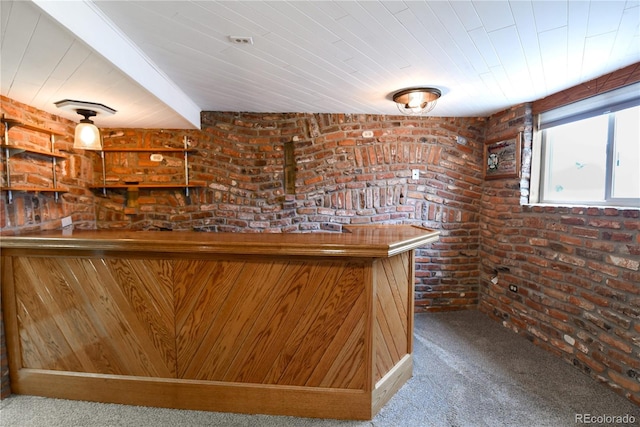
[572, 227, 600, 239]
[568, 295, 595, 310]
[605, 255, 640, 271]
[602, 231, 634, 242]
[588, 219, 622, 229]
[561, 216, 586, 226]
[584, 240, 616, 252]
[606, 278, 639, 294]
[550, 337, 574, 354]
[559, 234, 583, 246]
[575, 351, 606, 373]
[609, 370, 640, 393]
[581, 292, 611, 307]
[587, 261, 620, 277]
[599, 332, 633, 354]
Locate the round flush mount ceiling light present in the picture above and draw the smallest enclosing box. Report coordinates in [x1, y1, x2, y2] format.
[392, 87, 442, 115]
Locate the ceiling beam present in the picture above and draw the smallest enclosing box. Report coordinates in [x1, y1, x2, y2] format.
[31, 0, 201, 129]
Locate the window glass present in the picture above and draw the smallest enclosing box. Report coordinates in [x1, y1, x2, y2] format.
[612, 105, 640, 199]
[534, 83, 640, 208]
[542, 115, 608, 202]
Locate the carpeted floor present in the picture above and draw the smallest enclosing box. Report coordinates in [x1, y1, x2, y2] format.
[1, 310, 638, 426]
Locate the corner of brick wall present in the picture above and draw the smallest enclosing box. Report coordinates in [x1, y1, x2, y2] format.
[479, 99, 640, 405]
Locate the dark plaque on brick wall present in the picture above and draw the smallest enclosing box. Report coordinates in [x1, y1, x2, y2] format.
[484, 133, 522, 180]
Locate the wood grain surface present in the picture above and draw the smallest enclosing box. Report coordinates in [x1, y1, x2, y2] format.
[0, 225, 439, 258]
[12, 257, 176, 377]
[1, 226, 437, 419]
[374, 252, 411, 383]
[175, 258, 368, 389]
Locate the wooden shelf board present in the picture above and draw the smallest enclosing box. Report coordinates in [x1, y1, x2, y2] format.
[1, 186, 66, 193]
[2, 117, 65, 136]
[0, 144, 67, 159]
[89, 181, 206, 190]
[100, 147, 197, 153]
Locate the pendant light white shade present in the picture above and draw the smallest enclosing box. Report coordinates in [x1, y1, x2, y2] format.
[54, 99, 116, 151]
[74, 121, 102, 150]
[72, 109, 102, 150]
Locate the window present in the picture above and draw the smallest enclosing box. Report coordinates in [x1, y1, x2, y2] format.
[531, 83, 640, 208]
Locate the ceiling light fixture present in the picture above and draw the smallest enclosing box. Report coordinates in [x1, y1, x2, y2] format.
[392, 87, 442, 116]
[54, 99, 116, 150]
[74, 109, 100, 150]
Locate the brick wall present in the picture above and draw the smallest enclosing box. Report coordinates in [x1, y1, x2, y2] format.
[94, 112, 486, 312]
[479, 99, 640, 403]
[0, 96, 97, 234]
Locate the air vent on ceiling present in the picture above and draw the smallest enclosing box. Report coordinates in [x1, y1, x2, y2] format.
[228, 36, 253, 45]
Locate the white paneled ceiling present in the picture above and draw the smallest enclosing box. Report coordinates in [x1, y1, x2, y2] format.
[1, 0, 639, 129]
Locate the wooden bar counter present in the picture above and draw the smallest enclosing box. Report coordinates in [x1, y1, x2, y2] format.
[1, 225, 439, 420]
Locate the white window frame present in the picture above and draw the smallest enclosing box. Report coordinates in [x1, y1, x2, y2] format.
[530, 83, 640, 208]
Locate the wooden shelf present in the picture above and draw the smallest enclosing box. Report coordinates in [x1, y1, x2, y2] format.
[1, 186, 67, 193]
[89, 181, 206, 190]
[0, 143, 67, 159]
[90, 181, 206, 214]
[1, 116, 67, 203]
[100, 147, 197, 153]
[2, 117, 64, 136]
[92, 137, 201, 213]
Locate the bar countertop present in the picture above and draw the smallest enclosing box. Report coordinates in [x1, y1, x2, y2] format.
[0, 225, 439, 258]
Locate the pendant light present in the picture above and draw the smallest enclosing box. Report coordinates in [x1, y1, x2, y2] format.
[54, 99, 116, 150]
[74, 109, 101, 150]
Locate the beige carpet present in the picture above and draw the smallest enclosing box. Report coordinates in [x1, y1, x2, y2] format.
[1, 311, 638, 426]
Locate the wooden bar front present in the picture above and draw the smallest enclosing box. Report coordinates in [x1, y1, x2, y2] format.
[1, 225, 439, 420]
